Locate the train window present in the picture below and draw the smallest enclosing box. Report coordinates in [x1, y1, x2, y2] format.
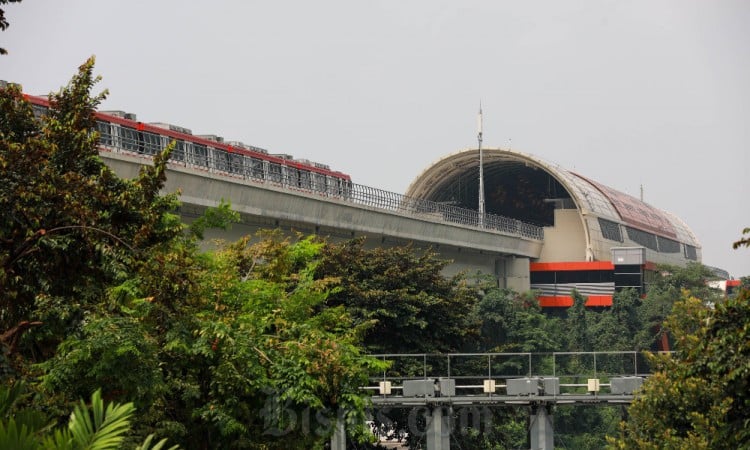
[214, 149, 230, 172]
[286, 166, 299, 187]
[170, 139, 185, 161]
[119, 126, 139, 152]
[249, 157, 264, 179]
[326, 176, 338, 195]
[191, 144, 208, 167]
[229, 153, 243, 174]
[140, 131, 162, 155]
[310, 173, 324, 192]
[31, 104, 49, 119]
[268, 162, 282, 183]
[298, 170, 312, 189]
[96, 121, 113, 147]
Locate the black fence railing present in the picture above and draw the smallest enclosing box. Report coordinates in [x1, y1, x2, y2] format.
[98, 132, 544, 241]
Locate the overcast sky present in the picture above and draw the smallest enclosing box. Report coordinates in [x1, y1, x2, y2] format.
[3, 1, 749, 277]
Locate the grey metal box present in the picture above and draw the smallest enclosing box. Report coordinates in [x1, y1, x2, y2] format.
[610, 376, 644, 394]
[540, 377, 560, 395]
[611, 247, 646, 265]
[436, 378, 455, 396]
[403, 380, 435, 397]
[507, 378, 538, 395]
[506, 377, 559, 396]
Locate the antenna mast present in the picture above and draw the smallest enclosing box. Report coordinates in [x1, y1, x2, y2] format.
[478, 103, 485, 226]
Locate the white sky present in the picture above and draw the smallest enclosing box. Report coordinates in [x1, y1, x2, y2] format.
[3, 1, 749, 277]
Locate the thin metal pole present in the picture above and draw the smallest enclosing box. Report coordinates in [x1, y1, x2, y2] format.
[477, 104, 485, 228]
[553, 353, 556, 377]
[594, 352, 599, 378]
[528, 353, 532, 377]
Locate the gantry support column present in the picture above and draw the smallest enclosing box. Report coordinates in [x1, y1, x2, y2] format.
[425, 406, 450, 450]
[529, 403, 553, 450]
[330, 413, 346, 450]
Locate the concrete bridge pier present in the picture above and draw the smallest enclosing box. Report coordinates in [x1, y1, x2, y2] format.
[425, 406, 451, 450]
[496, 256, 530, 292]
[330, 413, 346, 450]
[529, 403, 554, 450]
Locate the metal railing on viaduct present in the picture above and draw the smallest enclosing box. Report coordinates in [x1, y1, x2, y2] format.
[96, 143, 544, 241]
[348, 185, 543, 240]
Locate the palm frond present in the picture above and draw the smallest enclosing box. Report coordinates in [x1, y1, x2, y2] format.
[68, 389, 135, 450]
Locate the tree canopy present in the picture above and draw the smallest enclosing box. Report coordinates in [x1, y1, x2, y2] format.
[316, 238, 481, 354]
[0, 0, 23, 55]
[0, 58, 182, 371]
[609, 234, 750, 449]
[609, 286, 750, 449]
[1, 60, 383, 449]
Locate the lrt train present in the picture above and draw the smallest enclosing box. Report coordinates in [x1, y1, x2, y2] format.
[22, 92, 353, 197]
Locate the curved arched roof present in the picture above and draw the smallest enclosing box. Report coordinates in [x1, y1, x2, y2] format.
[405, 148, 700, 260]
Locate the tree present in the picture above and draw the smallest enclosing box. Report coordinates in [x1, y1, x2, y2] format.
[733, 227, 750, 249]
[0, 0, 22, 55]
[609, 234, 750, 449]
[0, 57, 181, 372]
[3, 60, 383, 449]
[608, 290, 749, 449]
[473, 282, 561, 354]
[636, 262, 721, 351]
[41, 232, 384, 449]
[316, 238, 481, 354]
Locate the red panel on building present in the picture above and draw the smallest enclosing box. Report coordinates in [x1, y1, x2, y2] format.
[531, 261, 614, 272]
[538, 295, 613, 307]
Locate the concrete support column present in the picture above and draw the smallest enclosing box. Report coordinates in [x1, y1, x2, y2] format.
[498, 256, 530, 292]
[529, 404, 553, 450]
[425, 406, 450, 450]
[330, 413, 346, 450]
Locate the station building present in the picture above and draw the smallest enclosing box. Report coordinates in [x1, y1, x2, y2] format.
[406, 148, 701, 307]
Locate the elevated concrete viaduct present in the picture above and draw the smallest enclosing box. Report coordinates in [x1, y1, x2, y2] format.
[102, 150, 542, 292]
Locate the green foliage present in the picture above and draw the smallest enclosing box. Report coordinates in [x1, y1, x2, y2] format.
[42, 231, 385, 449]
[0, 0, 23, 55]
[41, 314, 165, 410]
[636, 262, 721, 351]
[66, 390, 134, 449]
[2, 60, 388, 449]
[609, 287, 750, 449]
[555, 405, 622, 449]
[187, 199, 239, 240]
[474, 283, 561, 353]
[317, 238, 481, 354]
[0, 383, 179, 449]
[733, 227, 750, 249]
[0, 58, 182, 370]
[134, 434, 179, 450]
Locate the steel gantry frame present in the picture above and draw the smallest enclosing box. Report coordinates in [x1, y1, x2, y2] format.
[330, 351, 655, 450]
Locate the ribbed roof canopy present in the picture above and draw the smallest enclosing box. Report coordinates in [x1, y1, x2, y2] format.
[405, 148, 699, 247]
